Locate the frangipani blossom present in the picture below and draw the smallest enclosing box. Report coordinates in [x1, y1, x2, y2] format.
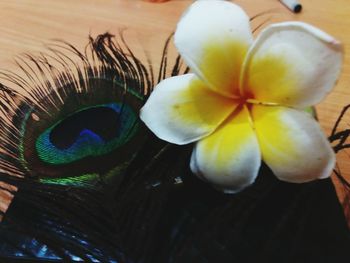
[140, 0, 343, 193]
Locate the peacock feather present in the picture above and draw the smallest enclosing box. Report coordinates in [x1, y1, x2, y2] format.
[0, 34, 153, 185]
[0, 33, 188, 262]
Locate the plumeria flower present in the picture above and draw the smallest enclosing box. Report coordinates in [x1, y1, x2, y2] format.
[140, 0, 343, 193]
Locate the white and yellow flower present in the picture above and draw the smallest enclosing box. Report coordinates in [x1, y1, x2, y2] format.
[140, 0, 343, 193]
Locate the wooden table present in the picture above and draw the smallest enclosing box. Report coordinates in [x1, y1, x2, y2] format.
[0, 0, 349, 208]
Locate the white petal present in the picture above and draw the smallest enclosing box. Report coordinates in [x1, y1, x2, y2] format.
[252, 105, 335, 182]
[140, 74, 237, 145]
[175, 0, 253, 97]
[241, 22, 343, 108]
[191, 106, 261, 193]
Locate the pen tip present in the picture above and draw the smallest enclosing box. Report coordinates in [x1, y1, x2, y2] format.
[294, 4, 302, 13]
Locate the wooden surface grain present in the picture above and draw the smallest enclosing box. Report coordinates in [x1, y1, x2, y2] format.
[0, 0, 349, 206]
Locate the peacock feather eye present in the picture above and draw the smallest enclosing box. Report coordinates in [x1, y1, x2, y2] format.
[0, 33, 155, 187]
[35, 103, 138, 165]
[17, 79, 147, 183]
